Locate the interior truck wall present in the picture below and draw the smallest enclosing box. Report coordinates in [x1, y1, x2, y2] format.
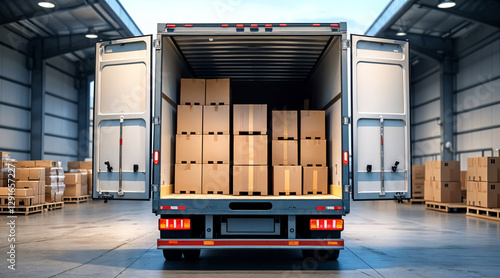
[454, 26, 500, 170]
[44, 56, 79, 168]
[0, 26, 32, 160]
[160, 36, 192, 194]
[307, 36, 342, 195]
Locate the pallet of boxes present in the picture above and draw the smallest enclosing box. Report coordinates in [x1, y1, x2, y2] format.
[64, 161, 93, 203]
[466, 157, 500, 221]
[424, 161, 465, 213]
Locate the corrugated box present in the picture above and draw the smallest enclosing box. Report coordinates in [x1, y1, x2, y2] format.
[476, 157, 500, 182]
[35, 160, 57, 168]
[64, 183, 82, 197]
[467, 157, 477, 181]
[15, 167, 45, 181]
[180, 78, 205, 105]
[16, 161, 36, 168]
[175, 135, 202, 164]
[203, 105, 230, 134]
[272, 111, 298, 140]
[175, 164, 202, 194]
[425, 161, 433, 181]
[233, 135, 268, 165]
[300, 140, 327, 166]
[202, 164, 230, 194]
[177, 105, 203, 134]
[460, 171, 467, 190]
[205, 78, 230, 105]
[65, 173, 81, 185]
[412, 165, 425, 180]
[233, 104, 267, 134]
[273, 166, 302, 195]
[233, 166, 268, 195]
[300, 110, 325, 139]
[433, 181, 461, 203]
[412, 178, 424, 196]
[203, 135, 230, 164]
[424, 180, 433, 201]
[431, 161, 460, 182]
[16, 180, 40, 196]
[14, 188, 34, 197]
[303, 166, 328, 195]
[272, 140, 298, 166]
[476, 182, 500, 208]
[68, 161, 93, 170]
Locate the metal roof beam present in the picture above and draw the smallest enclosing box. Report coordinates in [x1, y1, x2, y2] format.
[42, 33, 109, 59]
[417, 3, 500, 29]
[383, 32, 452, 61]
[0, 3, 88, 26]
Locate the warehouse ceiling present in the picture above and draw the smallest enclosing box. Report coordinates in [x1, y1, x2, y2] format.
[0, 0, 141, 73]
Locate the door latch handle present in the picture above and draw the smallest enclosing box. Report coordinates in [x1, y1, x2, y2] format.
[366, 165, 372, 173]
[392, 161, 400, 172]
[104, 160, 113, 172]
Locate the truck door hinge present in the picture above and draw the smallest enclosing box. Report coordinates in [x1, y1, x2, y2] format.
[153, 116, 161, 125]
[343, 117, 351, 125]
[342, 39, 351, 49]
[154, 39, 161, 50]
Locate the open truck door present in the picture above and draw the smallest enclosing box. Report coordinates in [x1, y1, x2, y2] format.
[93, 35, 153, 200]
[351, 35, 411, 200]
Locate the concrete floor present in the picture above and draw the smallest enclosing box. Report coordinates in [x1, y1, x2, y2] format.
[0, 200, 499, 278]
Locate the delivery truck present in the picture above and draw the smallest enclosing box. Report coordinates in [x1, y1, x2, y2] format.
[92, 22, 411, 261]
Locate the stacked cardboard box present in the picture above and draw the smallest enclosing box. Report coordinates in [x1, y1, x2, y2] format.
[0, 152, 15, 187]
[64, 172, 87, 197]
[203, 79, 230, 194]
[175, 79, 204, 194]
[233, 104, 268, 195]
[272, 111, 301, 195]
[17, 160, 67, 204]
[424, 161, 461, 203]
[412, 165, 425, 199]
[300, 111, 327, 194]
[467, 157, 500, 208]
[460, 170, 467, 202]
[14, 167, 45, 205]
[68, 161, 93, 196]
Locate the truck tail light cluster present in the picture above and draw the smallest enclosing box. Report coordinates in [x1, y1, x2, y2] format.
[316, 206, 342, 210]
[159, 219, 191, 230]
[154, 150, 159, 165]
[310, 219, 343, 231]
[160, 206, 186, 210]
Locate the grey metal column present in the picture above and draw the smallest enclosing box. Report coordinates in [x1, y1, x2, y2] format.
[30, 39, 45, 160]
[440, 56, 454, 161]
[77, 75, 90, 160]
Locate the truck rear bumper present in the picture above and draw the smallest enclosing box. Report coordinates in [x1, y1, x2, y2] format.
[157, 239, 344, 250]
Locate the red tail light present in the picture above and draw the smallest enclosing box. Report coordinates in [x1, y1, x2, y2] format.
[265, 24, 272, 27]
[159, 219, 191, 230]
[154, 150, 159, 165]
[279, 24, 287, 27]
[343, 151, 348, 165]
[184, 24, 193, 27]
[166, 24, 176, 28]
[310, 219, 343, 231]
[331, 24, 340, 27]
[313, 24, 321, 27]
[221, 24, 229, 27]
[236, 24, 244, 28]
[251, 24, 258, 27]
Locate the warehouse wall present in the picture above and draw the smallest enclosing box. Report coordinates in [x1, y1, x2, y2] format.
[0, 27, 31, 161]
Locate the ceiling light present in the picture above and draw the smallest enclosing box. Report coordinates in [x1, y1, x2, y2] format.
[396, 27, 407, 36]
[38, 1, 55, 8]
[438, 0, 456, 9]
[85, 28, 98, 39]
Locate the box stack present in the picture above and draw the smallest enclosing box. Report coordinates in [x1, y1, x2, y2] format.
[175, 78, 204, 194]
[203, 79, 231, 194]
[0, 152, 15, 188]
[467, 157, 500, 208]
[411, 165, 425, 199]
[233, 104, 268, 195]
[68, 161, 93, 196]
[424, 161, 461, 203]
[300, 111, 327, 194]
[14, 167, 44, 205]
[64, 172, 87, 197]
[45, 165, 65, 203]
[272, 111, 301, 195]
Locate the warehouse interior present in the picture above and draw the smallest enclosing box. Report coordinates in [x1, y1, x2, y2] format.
[1, 0, 500, 277]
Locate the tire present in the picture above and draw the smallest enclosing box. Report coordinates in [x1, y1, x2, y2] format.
[302, 249, 340, 261]
[183, 249, 201, 260]
[163, 249, 182, 261]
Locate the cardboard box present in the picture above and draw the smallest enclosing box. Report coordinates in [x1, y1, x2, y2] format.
[0, 187, 14, 195]
[180, 78, 205, 105]
[272, 111, 298, 140]
[412, 165, 425, 180]
[476, 182, 500, 208]
[45, 192, 56, 203]
[65, 173, 81, 185]
[425, 161, 433, 181]
[175, 135, 202, 164]
[273, 166, 302, 195]
[467, 157, 477, 181]
[87, 170, 93, 195]
[477, 157, 500, 182]
[233, 166, 268, 195]
[203, 135, 230, 164]
[205, 78, 230, 105]
[233, 104, 267, 134]
[15, 167, 45, 181]
[16, 161, 36, 168]
[272, 140, 298, 166]
[175, 164, 202, 194]
[233, 135, 268, 165]
[68, 161, 93, 170]
[424, 180, 433, 201]
[460, 171, 467, 190]
[80, 172, 88, 196]
[0, 151, 11, 159]
[177, 105, 203, 134]
[300, 139, 327, 166]
[55, 192, 63, 202]
[16, 181, 40, 196]
[412, 178, 424, 196]
[433, 181, 461, 203]
[203, 164, 230, 194]
[431, 161, 460, 182]
[35, 160, 57, 168]
[64, 183, 82, 197]
[303, 166, 328, 194]
[300, 110, 325, 139]
[14, 188, 34, 197]
[203, 105, 230, 134]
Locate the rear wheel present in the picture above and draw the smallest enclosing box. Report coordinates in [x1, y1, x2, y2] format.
[183, 249, 201, 260]
[163, 250, 182, 261]
[302, 249, 340, 261]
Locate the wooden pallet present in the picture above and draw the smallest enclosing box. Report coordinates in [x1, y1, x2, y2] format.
[466, 206, 500, 221]
[43, 201, 64, 211]
[234, 191, 266, 196]
[63, 195, 91, 203]
[0, 204, 43, 215]
[400, 197, 425, 204]
[425, 201, 468, 213]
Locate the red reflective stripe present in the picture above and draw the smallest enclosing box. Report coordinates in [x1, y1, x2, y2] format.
[236, 24, 244, 28]
[331, 24, 339, 27]
[120, 138, 122, 145]
[154, 150, 159, 165]
[158, 240, 344, 247]
[334, 206, 342, 210]
[178, 206, 186, 210]
[381, 137, 384, 145]
[184, 24, 193, 27]
[166, 24, 176, 28]
[313, 24, 321, 27]
[316, 206, 326, 210]
[265, 24, 272, 27]
[279, 24, 287, 27]
[343, 151, 348, 165]
[251, 24, 258, 27]
[221, 24, 229, 27]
